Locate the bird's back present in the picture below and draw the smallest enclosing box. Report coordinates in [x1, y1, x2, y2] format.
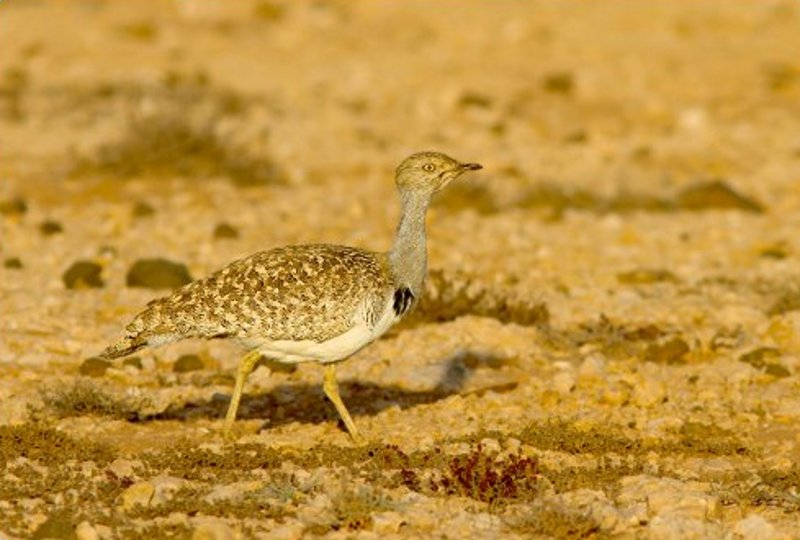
[102, 245, 394, 358]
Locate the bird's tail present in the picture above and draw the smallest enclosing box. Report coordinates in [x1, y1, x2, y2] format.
[98, 335, 147, 359]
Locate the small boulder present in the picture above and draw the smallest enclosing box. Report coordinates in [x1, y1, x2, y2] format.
[79, 357, 111, 377]
[126, 258, 192, 289]
[63, 261, 104, 289]
[213, 222, 239, 239]
[4, 257, 23, 269]
[174, 354, 204, 373]
[40, 220, 64, 235]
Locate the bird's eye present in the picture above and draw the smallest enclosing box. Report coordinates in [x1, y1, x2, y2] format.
[422, 163, 436, 172]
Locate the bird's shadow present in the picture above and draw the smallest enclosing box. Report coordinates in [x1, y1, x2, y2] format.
[148, 352, 505, 433]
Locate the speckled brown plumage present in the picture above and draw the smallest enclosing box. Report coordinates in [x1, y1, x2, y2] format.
[101, 244, 393, 358]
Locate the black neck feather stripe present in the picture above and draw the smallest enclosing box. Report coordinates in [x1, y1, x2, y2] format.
[393, 287, 414, 316]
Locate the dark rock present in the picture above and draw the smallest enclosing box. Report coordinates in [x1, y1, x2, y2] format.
[644, 338, 690, 364]
[542, 72, 574, 95]
[80, 357, 111, 377]
[132, 201, 155, 218]
[617, 268, 679, 285]
[174, 354, 204, 373]
[0, 197, 27, 216]
[123, 356, 143, 370]
[126, 258, 192, 289]
[40, 220, 64, 235]
[213, 222, 239, 239]
[4, 257, 23, 269]
[676, 180, 763, 212]
[739, 347, 790, 378]
[63, 260, 104, 289]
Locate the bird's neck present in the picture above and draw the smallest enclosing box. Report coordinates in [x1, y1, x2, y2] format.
[389, 190, 431, 297]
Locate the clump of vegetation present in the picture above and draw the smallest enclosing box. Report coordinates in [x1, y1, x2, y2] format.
[82, 112, 282, 185]
[520, 419, 642, 455]
[400, 269, 549, 330]
[128, 484, 291, 521]
[506, 500, 602, 537]
[435, 447, 540, 505]
[329, 484, 397, 531]
[766, 285, 800, 316]
[142, 442, 285, 482]
[715, 464, 800, 512]
[38, 380, 148, 421]
[542, 315, 669, 361]
[0, 423, 115, 466]
[70, 71, 285, 186]
[519, 418, 750, 459]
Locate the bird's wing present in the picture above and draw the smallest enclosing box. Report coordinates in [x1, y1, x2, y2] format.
[124, 244, 393, 343]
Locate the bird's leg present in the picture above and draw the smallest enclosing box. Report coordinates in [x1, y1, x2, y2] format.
[223, 350, 263, 440]
[322, 364, 364, 444]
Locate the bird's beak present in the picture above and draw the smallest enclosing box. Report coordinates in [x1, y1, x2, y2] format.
[460, 162, 482, 171]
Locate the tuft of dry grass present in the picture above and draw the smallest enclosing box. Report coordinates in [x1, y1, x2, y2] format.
[38, 380, 149, 421]
[69, 71, 285, 186]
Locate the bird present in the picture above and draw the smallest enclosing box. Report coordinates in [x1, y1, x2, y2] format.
[99, 151, 482, 443]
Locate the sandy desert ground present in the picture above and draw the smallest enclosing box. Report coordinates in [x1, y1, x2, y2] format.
[2, 0, 800, 538]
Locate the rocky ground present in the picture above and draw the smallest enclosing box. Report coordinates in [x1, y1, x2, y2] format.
[2, 0, 800, 538]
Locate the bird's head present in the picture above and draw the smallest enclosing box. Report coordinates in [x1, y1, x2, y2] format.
[395, 151, 482, 196]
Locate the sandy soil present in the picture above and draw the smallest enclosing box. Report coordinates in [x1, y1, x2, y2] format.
[2, 0, 800, 538]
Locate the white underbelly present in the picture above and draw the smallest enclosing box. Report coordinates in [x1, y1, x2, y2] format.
[249, 298, 398, 364]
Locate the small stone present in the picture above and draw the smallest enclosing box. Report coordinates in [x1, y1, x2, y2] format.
[174, 354, 204, 373]
[0, 197, 27, 216]
[79, 357, 111, 377]
[542, 71, 574, 95]
[213, 222, 239, 239]
[617, 268, 679, 285]
[126, 258, 192, 289]
[132, 201, 156, 218]
[739, 347, 781, 369]
[676, 180, 763, 213]
[123, 356, 143, 370]
[40, 220, 64, 235]
[75, 521, 99, 540]
[4, 257, 23, 269]
[458, 92, 492, 109]
[63, 261, 104, 289]
[764, 363, 791, 378]
[643, 338, 690, 364]
[119, 481, 155, 510]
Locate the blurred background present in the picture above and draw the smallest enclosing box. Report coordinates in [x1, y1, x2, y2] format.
[2, 0, 798, 194]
